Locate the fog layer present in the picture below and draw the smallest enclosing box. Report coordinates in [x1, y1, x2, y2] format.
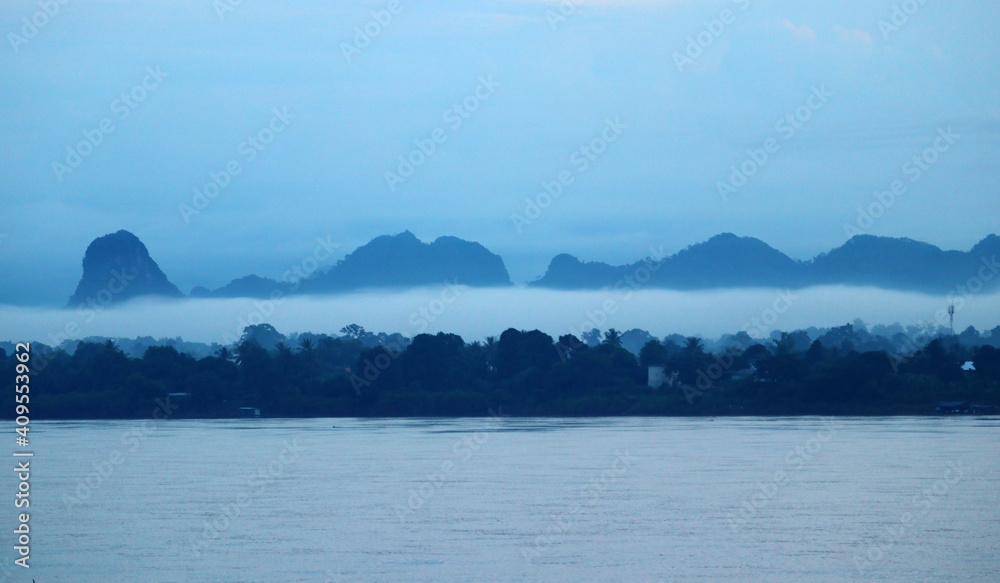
[3, 286, 996, 347]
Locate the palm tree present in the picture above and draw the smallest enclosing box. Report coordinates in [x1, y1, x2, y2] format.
[297, 337, 317, 374]
[683, 337, 704, 355]
[603, 329, 623, 348]
[276, 342, 294, 362]
[484, 336, 498, 370]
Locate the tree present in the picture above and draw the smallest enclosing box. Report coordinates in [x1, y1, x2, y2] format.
[340, 324, 366, 340]
[276, 342, 294, 363]
[973, 345, 1000, 379]
[484, 336, 498, 364]
[239, 324, 285, 352]
[744, 343, 771, 362]
[683, 337, 704, 355]
[620, 329, 653, 354]
[495, 329, 559, 378]
[402, 332, 467, 391]
[140, 345, 190, 381]
[639, 340, 669, 367]
[235, 339, 270, 373]
[556, 334, 585, 361]
[806, 340, 825, 362]
[581, 328, 602, 347]
[603, 329, 623, 348]
[773, 332, 796, 355]
[957, 325, 981, 347]
[901, 338, 962, 382]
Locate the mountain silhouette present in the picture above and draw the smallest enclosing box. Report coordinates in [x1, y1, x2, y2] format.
[301, 231, 512, 292]
[192, 231, 513, 298]
[532, 233, 1000, 294]
[67, 230, 183, 307]
[529, 253, 628, 289]
[69, 230, 999, 303]
[658, 233, 806, 289]
[190, 275, 289, 299]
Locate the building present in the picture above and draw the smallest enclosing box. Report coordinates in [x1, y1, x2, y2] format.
[647, 366, 666, 389]
[935, 402, 970, 414]
[647, 366, 678, 390]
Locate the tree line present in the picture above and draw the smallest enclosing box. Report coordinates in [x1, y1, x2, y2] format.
[4, 324, 998, 419]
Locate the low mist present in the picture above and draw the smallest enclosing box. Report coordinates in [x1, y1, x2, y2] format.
[2, 286, 997, 347]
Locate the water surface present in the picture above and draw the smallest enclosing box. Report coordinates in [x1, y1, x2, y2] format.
[5, 417, 998, 582]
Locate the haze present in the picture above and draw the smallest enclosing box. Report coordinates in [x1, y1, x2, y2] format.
[2, 0, 999, 304]
[3, 287, 998, 347]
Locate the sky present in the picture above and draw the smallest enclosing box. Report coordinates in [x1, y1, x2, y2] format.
[1, 0, 999, 305]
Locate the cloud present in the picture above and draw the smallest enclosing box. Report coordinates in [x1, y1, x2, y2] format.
[834, 25, 873, 49]
[780, 18, 817, 42]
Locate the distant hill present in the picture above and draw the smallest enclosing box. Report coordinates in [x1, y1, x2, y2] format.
[300, 231, 512, 292]
[809, 235, 959, 292]
[531, 233, 806, 289]
[190, 275, 289, 299]
[68, 230, 998, 303]
[67, 230, 183, 307]
[529, 253, 629, 289]
[192, 231, 513, 298]
[807, 234, 1000, 293]
[657, 233, 806, 289]
[531, 233, 1000, 294]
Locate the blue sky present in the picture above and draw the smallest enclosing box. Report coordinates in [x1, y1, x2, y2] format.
[1, 0, 998, 304]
